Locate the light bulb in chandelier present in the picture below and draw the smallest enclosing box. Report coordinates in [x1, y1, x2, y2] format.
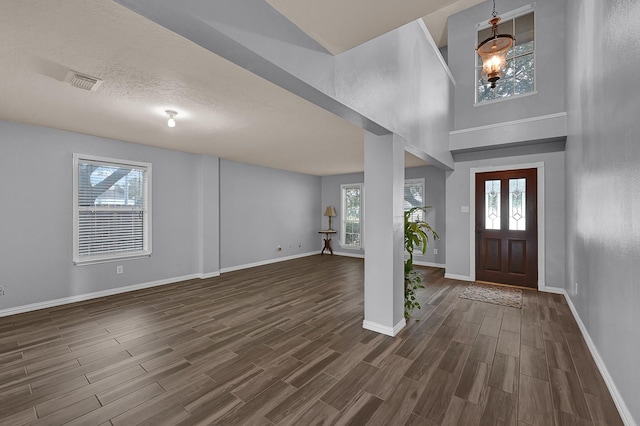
[166, 110, 178, 128]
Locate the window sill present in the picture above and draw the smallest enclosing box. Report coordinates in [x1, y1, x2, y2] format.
[474, 90, 538, 107]
[339, 245, 362, 251]
[74, 252, 151, 266]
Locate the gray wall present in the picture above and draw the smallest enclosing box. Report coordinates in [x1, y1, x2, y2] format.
[0, 120, 324, 312]
[445, 149, 565, 288]
[321, 165, 446, 265]
[448, 0, 566, 131]
[0, 120, 219, 310]
[565, 0, 640, 422]
[219, 159, 321, 270]
[334, 21, 454, 169]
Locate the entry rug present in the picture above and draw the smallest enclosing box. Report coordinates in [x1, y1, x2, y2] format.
[459, 283, 523, 309]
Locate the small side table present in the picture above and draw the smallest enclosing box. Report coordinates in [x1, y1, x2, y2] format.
[318, 230, 337, 255]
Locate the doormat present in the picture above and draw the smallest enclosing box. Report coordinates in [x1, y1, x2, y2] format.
[459, 283, 523, 309]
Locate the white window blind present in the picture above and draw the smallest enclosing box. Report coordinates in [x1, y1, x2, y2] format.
[73, 154, 152, 265]
[404, 178, 425, 221]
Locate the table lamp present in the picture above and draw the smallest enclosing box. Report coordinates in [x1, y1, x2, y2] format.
[324, 206, 337, 230]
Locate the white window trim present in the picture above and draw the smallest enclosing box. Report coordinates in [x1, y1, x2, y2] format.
[73, 153, 152, 265]
[475, 3, 535, 32]
[474, 3, 536, 106]
[340, 183, 364, 250]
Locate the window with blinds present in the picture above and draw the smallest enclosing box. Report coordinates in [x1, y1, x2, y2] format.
[404, 178, 425, 221]
[73, 154, 151, 265]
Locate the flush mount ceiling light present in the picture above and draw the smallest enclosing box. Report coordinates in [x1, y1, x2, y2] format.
[165, 110, 178, 128]
[476, 0, 515, 89]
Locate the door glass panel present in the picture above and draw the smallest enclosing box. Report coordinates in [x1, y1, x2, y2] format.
[509, 178, 526, 230]
[485, 180, 501, 230]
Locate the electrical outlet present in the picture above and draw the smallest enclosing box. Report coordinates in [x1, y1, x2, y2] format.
[116, 265, 123, 275]
[0, 285, 5, 296]
[575, 282, 578, 294]
[433, 248, 438, 255]
[277, 245, 282, 251]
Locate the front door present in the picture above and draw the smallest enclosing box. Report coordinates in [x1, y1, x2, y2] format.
[475, 169, 538, 288]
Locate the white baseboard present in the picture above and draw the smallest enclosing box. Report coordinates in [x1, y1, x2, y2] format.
[200, 271, 221, 279]
[444, 273, 474, 282]
[363, 318, 406, 337]
[0, 252, 318, 318]
[0, 273, 207, 318]
[413, 261, 446, 269]
[542, 287, 635, 426]
[220, 251, 317, 273]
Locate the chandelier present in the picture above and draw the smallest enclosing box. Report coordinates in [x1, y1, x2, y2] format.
[476, 0, 515, 88]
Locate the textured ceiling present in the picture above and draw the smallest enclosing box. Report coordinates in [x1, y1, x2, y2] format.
[1, 0, 477, 176]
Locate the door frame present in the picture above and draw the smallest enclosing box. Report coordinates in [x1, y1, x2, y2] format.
[469, 162, 546, 291]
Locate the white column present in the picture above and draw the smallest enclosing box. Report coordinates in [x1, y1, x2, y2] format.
[363, 132, 406, 336]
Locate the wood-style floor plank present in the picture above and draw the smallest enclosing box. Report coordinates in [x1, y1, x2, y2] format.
[0, 255, 623, 425]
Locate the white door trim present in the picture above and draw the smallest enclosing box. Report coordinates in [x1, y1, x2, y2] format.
[469, 162, 546, 291]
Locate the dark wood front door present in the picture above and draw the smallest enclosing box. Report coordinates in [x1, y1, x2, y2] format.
[475, 169, 538, 288]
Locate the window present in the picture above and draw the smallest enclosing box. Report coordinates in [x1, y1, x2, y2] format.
[404, 178, 425, 221]
[476, 9, 535, 103]
[73, 154, 151, 265]
[340, 183, 362, 249]
[509, 178, 526, 231]
[485, 179, 501, 230]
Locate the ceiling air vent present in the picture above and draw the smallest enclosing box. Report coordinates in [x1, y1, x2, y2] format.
[64, 71, 103, 91]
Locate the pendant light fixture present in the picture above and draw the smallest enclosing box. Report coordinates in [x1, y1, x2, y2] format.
[476, 0, 515, 88]
[165, 110, 178, 128]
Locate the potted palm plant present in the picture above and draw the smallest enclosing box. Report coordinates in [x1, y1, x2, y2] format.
[404, 206, 439, 319]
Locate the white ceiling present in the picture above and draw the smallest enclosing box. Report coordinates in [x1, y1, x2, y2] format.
[267, 0, 483, 54]
[1, 0, 477, 176]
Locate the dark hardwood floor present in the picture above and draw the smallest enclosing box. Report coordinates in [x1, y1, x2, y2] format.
[0, 256, 623, 425]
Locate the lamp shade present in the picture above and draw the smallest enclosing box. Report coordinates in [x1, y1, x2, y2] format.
[324, 206, 337, 217]
[477, 17, 514, 88]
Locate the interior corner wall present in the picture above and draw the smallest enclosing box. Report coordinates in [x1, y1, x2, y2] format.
[198, 155, 220, 277]
[448, 0, 566, 132]
[565, 0, 640, 422]
[445, 150, 565, 285]
[320, 165, 447, 265]
[0, 120, 219, 312]
[219, 159, 321, 270]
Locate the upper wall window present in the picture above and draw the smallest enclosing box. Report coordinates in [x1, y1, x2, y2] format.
[73, 154, 152, 265]
[476, 9, 535, 103]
